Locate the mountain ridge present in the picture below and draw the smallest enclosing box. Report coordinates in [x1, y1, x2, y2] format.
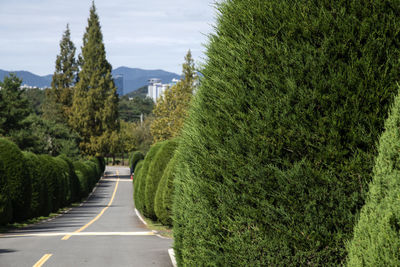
[0, 67, 180, 95]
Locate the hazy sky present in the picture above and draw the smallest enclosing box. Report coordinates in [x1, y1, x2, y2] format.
[0, 0, 217, 76]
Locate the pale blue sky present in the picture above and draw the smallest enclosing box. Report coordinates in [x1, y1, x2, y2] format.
[0, 0, 216, 75]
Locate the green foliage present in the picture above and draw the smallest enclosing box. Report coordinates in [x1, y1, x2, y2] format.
[151, 51, 196, 142]
[43, 24, 78, 124]
[58, 154, 80, 203]
[119, 95, 154, 122]
[123, 85, 148, 99]
[154, 152, 177, 226]
[23, 87, 45, 115]
[23, 152, 45, 218]
[0, 158, 12, 225]
[144, 139, 177, 220]
[346, 86, 400, 266]
[173, 0, 400, 265]
[38, 155, 62, 213]
[70, 3, 119, 156]
[134, 142, 164, 214]
[133, 160, 144, 209]
[53, 157, 70, 207]
[0, 138, 31, 221]
[0, 74, 32, 136]
[129, 151, 144, 174]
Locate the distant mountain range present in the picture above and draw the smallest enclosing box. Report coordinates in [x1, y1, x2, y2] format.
[0, 67, 181, 95]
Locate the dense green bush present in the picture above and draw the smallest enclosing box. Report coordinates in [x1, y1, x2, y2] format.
[129, 151, 144, 174]
[38, 155, 61, 213]
[347, 88, 400, 266]
[74, 161, 91, 198]
[133, 160, 144, 208]
[24, 152, 45, 218]
[144, 139, 177, 220]
[0, 138, 31, 221]
[134, 142, 164, 215]
[0, 160, 12, 225]
[53, 157, 70, 207]
[155, 153, 177, 226]
[173, 0, 400, 265]
[58, 154, 80, 203]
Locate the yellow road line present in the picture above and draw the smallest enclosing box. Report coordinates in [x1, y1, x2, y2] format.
[62, 170, 120, 240]
[1, 232, 154, 238]
[32, 254, 52, 267]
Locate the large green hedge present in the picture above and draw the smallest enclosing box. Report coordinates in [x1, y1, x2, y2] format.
[0, 159, 12, 225]
[24, 152, 45, 218]
[346, 87, 400, 266]
[173, 0, 400, 265]
[38, 155, 60, 214]
[58, 154, 80, 203]
[144, 139, 177, 220]
[133, 160, 144, 208]
[129, 151, 144, 174]
[154, 152, 178, 226]
[134, 142, 164, 215]
[0, 138, 31, 221]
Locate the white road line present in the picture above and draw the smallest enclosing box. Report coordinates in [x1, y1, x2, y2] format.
[101, 178, 131, 182]
[135, 208, 148, 226]
[1, 232, 155, 238]
[168, 249, 177, 267]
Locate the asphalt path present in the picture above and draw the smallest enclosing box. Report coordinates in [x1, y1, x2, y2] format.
[0, 166, 173, 267]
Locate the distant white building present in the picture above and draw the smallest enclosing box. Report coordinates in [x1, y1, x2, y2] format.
[147, 78, 179, 102]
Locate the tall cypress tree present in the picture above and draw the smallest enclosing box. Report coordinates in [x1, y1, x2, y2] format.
[173, 0, 400, 265]
[44, 24, 78, 123]
[70, 2, 119, 156]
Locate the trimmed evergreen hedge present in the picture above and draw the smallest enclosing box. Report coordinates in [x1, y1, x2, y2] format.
[133, 160, 144, 209]
[24, 152, 45, 218]
[154, 152, 178, 226]
[134, 142, 164, 215]
[144, 139, 177, 220]
[0, 159, 12, 225]
[0, 138, 31, 221]
[173, 0, 400, 265]
[0, 138, 103, 225]
[347, 87, 400, 266]
[129, 151, 144, 174]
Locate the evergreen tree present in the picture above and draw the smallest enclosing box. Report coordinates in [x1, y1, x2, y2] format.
[173, 0, 400, 265]
[70, 2, 119, 156]
[43, 24, 78, 123]
[0, 74, 31, 136]
[150, 50, 196, 142]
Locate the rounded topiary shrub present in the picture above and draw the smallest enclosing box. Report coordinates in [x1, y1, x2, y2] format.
[347, 87, 400, 266]
[144, 139, 177, 220]
[38, 155, 61, 213]
[172, 0, 400, 265]
[74, 161, 91, 198]
[24, 152, 45, 218]
[58, 155, 80, 203]
[53, 157, 70, 207]
[155, 152, 177, 226]
[0, 138, 31, 221]
[134, 142, 164, 215]
[130, 151, 144, 174]
[0, 159, 12, 225]
[133, 160, 143, 206]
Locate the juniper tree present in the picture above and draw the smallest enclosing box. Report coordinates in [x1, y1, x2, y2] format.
[173, 0, 400, 265]
[70, 2, 119, 156]
[43, 24, 78, 123]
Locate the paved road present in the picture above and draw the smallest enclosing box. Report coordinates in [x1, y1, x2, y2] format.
[0, 166, 173, 267]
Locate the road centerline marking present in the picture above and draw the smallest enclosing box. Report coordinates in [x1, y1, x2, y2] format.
[33, 254, 52, 267]
[61, 170, 120, 240]
[1, 231, 155, 238]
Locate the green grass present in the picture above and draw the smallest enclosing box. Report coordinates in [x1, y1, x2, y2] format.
[142, 216, 173, 239]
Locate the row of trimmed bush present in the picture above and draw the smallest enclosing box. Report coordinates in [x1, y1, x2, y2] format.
[132, 139, 178, 225]
[0, 137, 104, 225]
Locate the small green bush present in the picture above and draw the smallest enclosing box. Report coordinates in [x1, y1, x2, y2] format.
[145, 139, 177, 220]
[23, 152, 45, 218]
[73, 161, 91, 198]
[38, 155, 62, 213]
[134, 142, 164, 215]
[0, 138, 31, 221]
[155, 152, 178, 226]
[129, 151, 144, 174]
[347, 87, 400, 266]
[133, 160, 144, 207]
[53, 157, 70, 207]
[0, 159, 12, 225]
